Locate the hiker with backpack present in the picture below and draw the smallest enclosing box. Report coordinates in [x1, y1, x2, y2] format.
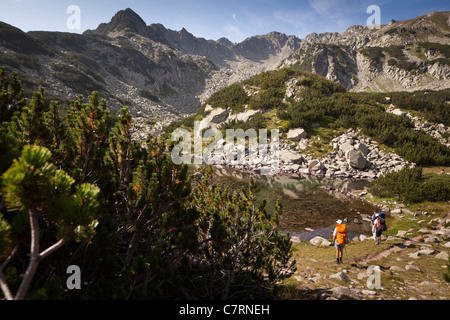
[332, 219, 348, 264]
[371, 210, 378, 241]
[374, 212, 387, 245]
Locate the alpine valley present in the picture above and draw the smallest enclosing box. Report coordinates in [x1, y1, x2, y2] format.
[1, 9, 449, 135]
[1, 8, 450, 302]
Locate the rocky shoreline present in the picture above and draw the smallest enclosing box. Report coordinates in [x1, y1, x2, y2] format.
[215, 128, 412, 181]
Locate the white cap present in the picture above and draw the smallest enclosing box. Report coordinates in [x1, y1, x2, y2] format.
[336, 220, 342, 225]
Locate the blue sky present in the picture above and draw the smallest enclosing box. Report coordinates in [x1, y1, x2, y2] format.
[1, 0, 449, 43]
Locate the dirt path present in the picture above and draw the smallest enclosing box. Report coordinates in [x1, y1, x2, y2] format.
[350, 211, 450, 265]
[351, 238, 419, 265]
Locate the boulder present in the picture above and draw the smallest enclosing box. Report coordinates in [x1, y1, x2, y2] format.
[310, 236, 330, 247]
[287, 128, 307, 141]
[329, 272, 351, 283]
[408, 252, 421, 259]
[327, 287, 360, 300]
[424, 236, 440, 244]
[204, 104, 213, 112]
[389, 266, 405, 272]
[279, 150, 304, 164]
[435, 251, 449, 260]
[298, 168, 310, 176]
[436, 229, 450, 237]
[226, 109, 260, 123]
[196, 108, 229, 133]
[405, 264, 421, 271]
[209, 108, 230, 123]
[347, 149, 367, 170]
[391, 108, 408, 118]
[402, 209, 415, 215]
[396, 230, 407, 237]
[417, 249, 435, 255]
[356, 143, 370, 156]
[339, 142, 355, 157]
[310, 161, 325, 171]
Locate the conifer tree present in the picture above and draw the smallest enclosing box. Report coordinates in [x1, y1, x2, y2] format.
[0, 67, 26, 123]
[0, 145, 99, 300]
[191, 168, 296, 299]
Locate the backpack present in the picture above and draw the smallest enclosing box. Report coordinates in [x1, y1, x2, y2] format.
[376, 216, 387, 231]
[336, 224, 348, 245]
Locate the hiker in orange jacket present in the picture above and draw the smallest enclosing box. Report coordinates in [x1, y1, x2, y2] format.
[333, 219, 348, 264]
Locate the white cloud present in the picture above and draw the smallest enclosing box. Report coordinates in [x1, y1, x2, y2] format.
[273, 0, 374, 37]
[232, 13, 239, 24]
[309, 0, 335, 16]
[273, 10, 311, 35]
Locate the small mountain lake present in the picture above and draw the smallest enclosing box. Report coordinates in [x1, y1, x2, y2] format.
[203, 166, 375, 241]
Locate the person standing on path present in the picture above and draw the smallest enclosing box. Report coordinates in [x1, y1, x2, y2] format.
[333, 219, 348, 264]
[371, 210, 378, 241]
[374, 213, 385, 245]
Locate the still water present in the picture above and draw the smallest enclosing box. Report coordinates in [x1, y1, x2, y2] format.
[207, 167, 375, 241]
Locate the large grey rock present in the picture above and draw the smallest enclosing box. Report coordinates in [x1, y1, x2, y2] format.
[209, 108, 230, 123]
[327, 287, 360, 300]
[391, 108, 408, 118]
[424, 236, 440, 244]
[308, 160, 325, 171]
[308, 160, 319, 169]
[197, 108, 230, 134]
[401, 209, 415, 215]
[390, 266, 405, 272]
[356, 143, 370, 156]
[347, 149, 367, 170]
[418, 249, 435, 255]
[287, 128, 307, 141]
[329, 272, 351, 283]
[310, 236, 330, 247]
[435, 251, 449, 260]
[279, 150, 304, 164]
[339, 142, 355, 157]
[436, 229, 450, 237]
[226, 109, 260, 123]
[405, 264, 421, 271]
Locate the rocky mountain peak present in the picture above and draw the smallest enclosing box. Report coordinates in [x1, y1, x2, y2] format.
[216, 37, 234, 48]
[86, 8, 148, 35]
[233, 31, 302, 61]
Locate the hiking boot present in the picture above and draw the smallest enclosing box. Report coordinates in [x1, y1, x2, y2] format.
[334, 259, 340, 264]
[339, 258, 343, 263]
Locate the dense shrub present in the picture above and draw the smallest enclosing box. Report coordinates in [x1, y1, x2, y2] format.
[419, 42, 450, 58]
[0, 67, 295, 299]
[168, 68, 450, 166]
[205, 83, 250, 112]
[368, 167, 450, 203]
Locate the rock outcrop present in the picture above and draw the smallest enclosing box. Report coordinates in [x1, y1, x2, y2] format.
[386, 104, 450, 148]
[281, 11, 450, 92]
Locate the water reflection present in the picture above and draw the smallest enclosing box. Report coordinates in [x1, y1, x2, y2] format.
[206, 166, 375, 239]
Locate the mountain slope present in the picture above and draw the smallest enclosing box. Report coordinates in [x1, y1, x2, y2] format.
[1, 8, 449, 129]
[164, 68, 450, 181]
[0, 8, 302, 128]
[281, 11, 450, 92]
